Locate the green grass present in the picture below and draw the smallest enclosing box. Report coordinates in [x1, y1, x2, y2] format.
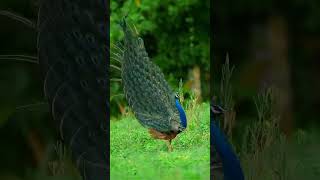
[240, 129, 320, 180]
[110, 102, 210, 180]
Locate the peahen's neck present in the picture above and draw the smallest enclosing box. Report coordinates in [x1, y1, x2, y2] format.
[175, 99, 187, 128]
[211, 113, 244, 180]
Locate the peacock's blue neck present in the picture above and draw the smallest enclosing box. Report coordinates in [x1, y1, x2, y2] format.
[211, 113, 244, 180]
[175, 99, 187, 128]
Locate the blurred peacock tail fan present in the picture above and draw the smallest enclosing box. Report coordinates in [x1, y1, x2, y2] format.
[119, 17, 187, 151]
[37, 0, 109, 179]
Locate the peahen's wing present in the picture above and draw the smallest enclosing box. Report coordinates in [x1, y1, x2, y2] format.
[37, 0, 109, 179]
[120, 19, 180, 132]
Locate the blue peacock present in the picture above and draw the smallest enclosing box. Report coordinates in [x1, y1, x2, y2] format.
[211, 102, 245, 180]
[115, 18, 187, 151]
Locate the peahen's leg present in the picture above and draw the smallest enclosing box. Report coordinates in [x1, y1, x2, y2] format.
[166, 140, 173, 152]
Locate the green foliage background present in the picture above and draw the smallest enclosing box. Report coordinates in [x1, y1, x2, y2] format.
[110, 0, 210, 117]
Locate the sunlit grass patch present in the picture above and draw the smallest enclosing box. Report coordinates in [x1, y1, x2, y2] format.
[110, 102, 210, 180]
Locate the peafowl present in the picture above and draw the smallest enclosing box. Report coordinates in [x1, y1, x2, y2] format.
[115, 18, 187, 151]
[37, 0, 109, 179]
[211, 103, 244, 180]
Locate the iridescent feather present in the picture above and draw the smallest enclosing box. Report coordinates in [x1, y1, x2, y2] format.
[119, 18, 186, 150]
[120, 18, 186, 133]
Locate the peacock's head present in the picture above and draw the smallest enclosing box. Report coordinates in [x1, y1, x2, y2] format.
[211, 104, 225, 116]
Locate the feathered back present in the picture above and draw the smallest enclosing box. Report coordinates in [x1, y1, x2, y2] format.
[120, 18, 184, 133]
[37, 0, 109, 179]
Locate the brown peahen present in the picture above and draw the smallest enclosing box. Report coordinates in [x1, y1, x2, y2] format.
[37, 0, 109, 179]
[115, 18, 187, 151]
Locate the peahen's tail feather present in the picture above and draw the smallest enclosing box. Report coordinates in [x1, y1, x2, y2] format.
[37, 0, 109, 179]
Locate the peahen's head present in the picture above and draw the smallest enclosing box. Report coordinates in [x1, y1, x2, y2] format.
[174, 93, 187, 133]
